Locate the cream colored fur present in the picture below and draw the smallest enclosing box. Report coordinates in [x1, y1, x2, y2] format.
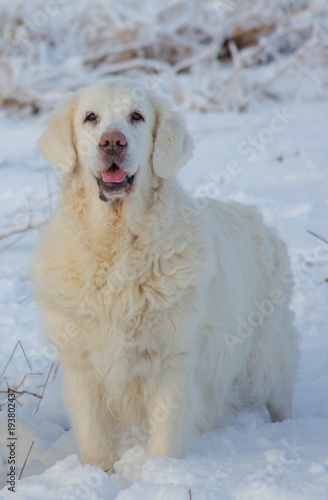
[33, 80, 299, 474]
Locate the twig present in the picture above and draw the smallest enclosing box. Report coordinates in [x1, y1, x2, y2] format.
[17, 293, 33, 304]
[307, 230, 328, 245]
[0, 345, 17, 383]
[1, 375, 9, 389]
[0, 389, 43, 399]
[172, 42, 220, 74]
[17, 372, 44, 389]
[0, 219, 47, 240]
[111, 2, 150, 24]
[94, 58, 171, 76]
[0, 387, 44, 412]
[0, 233, 27, 252]
[15, 341, 32, 372]
[0, 341, 33, 383]
[288, 1, 328, 23]
[34, 362, 55, 414]
[85, 36, 156, 62]
[19, 441, 35, 480]
[52, 362, 60, 381]
[15, 396, 23, 407]
[239, 37, 317, 110]
[0, 195, 55, 247]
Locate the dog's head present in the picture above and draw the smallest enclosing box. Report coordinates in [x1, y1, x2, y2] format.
[39, 80, 193, 203]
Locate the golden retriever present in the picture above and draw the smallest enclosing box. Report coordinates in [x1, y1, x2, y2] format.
[33, 80, 299, 474]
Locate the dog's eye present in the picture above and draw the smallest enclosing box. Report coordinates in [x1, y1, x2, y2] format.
[131, 112, 144, 122]
[85, 112, 97, 122]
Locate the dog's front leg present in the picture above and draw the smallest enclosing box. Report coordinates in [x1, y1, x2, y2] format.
[61, 362, 118, 474]
[146, 373, 196, 459]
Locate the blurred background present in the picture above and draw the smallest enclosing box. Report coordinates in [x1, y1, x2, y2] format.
[0, 0, 327, 115]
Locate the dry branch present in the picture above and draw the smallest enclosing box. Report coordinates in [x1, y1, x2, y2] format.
[0, 219, 47, 241]
[0, 341, 33, 384]
[0, 0, 327, 113]
[34, 362, 55, 415]
[19, 441, 35, 480]
[307, 230, 328, 245]
[239, 36, 317, 110]
[0, 389, 43, 399]
[52, 362, 60, 381]
[16, 372, 45, 389]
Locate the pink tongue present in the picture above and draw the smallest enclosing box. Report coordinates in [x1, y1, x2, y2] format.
[101, 169, 127, 183]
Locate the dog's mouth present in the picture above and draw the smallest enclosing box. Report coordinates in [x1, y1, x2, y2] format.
[96, 163, 135, 202]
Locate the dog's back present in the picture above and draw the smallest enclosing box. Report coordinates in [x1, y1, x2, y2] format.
[195, 199, 299, 428]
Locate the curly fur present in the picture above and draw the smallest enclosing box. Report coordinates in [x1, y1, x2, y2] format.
[33, 80, 299, 473]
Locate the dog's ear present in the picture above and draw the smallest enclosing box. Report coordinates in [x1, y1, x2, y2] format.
[39, 94, 79, 174]
[151, 95, 194, 178]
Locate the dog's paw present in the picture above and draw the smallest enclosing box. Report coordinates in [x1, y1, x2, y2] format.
[82, 449, 114, 475]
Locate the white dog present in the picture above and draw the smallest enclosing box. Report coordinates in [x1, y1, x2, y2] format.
[33, 80, 299, 474]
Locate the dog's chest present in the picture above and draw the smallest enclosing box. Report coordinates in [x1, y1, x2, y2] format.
[80, 278, 178, 387]
[69, 246, 199, 379]
[75, 238, 197, 317]
[73, 245, 174, 325]
[47, 223, 207, 383]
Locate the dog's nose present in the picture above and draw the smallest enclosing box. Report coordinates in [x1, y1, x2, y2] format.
[99, 131, 127, 152]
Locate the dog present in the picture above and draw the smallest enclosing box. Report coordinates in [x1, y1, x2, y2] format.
[33, 80, 299, 474]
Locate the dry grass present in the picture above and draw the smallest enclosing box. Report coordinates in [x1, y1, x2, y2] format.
[18, 441, 35, 480]
[0, 0, 327, 113]
[0, 341, 59, 413]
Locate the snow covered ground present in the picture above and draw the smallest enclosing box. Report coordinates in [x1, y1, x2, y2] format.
[0, 87, 328, 499]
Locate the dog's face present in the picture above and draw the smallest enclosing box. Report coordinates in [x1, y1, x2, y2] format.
[39, 80, 193, 203]
[73, 82, 155, 202]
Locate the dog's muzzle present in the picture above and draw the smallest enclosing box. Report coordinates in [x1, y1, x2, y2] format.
[96, 131, 136, 201]
[95, 163, 135, 202]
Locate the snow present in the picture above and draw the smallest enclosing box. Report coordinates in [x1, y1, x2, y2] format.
[1, 1, 328, 497]
[1, 0, 328, 113]
[0, 94, 327, 499]
[1, 455, 118, 500]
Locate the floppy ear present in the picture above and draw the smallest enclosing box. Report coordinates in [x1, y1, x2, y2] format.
[151, 95, 194, 178]
[39, 94, 79, 174]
